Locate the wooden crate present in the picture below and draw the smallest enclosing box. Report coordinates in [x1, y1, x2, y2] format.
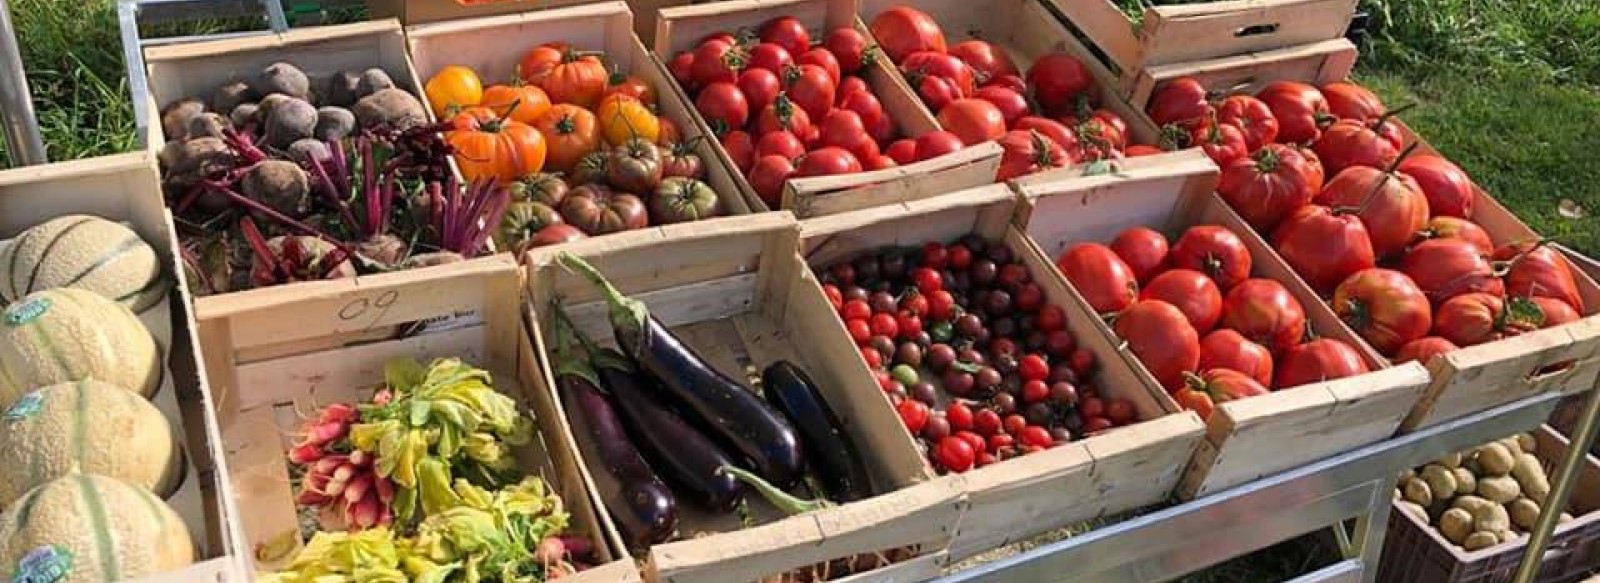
[523, 213, 966, 583]
[1045, 0, 1357, 105]
[193, 254, 642, 582]
[1123, 37, 1358, 114]
[1012, 149, 1431, 499]
[798, 184, 1207, 559]
[369, 0, 686, 44]
[654, 0, 1003, 218]
[405, 1, 752, 220]
[1378, 426, 1600, 583]
[0, 153, 245, 580]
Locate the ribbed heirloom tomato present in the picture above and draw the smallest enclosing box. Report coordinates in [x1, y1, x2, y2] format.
[480, 84, 549, 125]
[1190, 120, 1249, 166]
[1110, 226, 1169, 284]
[1312, 116, 1403, 176]
[1221, 278, 1307, 354]
[949, 40, 1017, 83]
[1315, 166, 1429, 259]
[995, 129, 1067, 180]
[1400, 238, 1505, 305]
[1273, 205, 1376, 294]
[1421, 216, 1494, 255]
[1399, 155, 1476, 218]
[1169, 226, 1252, 291]
[1141, 269, 1223, 333]
[447, 113, 546, 183]
[1116, 300, 1201, 391]
[1276, 339, 1369, 388]
[938, 99, 1006, 145]
[1175, 369, 1270, 421]
[519, 43, 608, 108]
[1332, 268, 1433, 355]
[1218, 144, 1324, 231]
[1057, 242, 1138, 313]
[1256, 81, 1333, 144]
[1028, 53, 1094, 117]
[1198, 329, 1274, 386]
[870, 6, 947, 63]
[533, 104, 599, 173]
[1495, 241, 1586, 313]
[1147, 77, 1211, 131]
[425, 65, 483, 117]
[1321, 81, 1387, 123]
[1216, 95, 1279, 151]
[1395, 336, 1459, 365]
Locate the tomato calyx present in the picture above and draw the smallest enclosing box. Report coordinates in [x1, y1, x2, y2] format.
[1338, 296, 1373, 331]
[1500, 295, 1546, 331]
[1158, 124, 1191, 151]
[1253, 145, 1282, 173]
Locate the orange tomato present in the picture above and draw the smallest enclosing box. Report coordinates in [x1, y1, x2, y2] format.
[480, 84, 551, 125]
[657, 117, 682, 146]
[518, 42, 608, 108]
[595, 94, 660, 146]
[447, 117, 547, 183]
[447, 106, 497, 131]
[604, 73, 656, 106]
[424, 65, 484, 118]
[533, 104, 601, 173]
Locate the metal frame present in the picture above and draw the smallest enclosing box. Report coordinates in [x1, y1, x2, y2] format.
[0, 0, 46, 166]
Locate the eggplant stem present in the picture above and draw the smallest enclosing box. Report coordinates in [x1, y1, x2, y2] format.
[548, 304, 601, 387]
[555, 252, 651, 350]
[719, 465, 830, 516]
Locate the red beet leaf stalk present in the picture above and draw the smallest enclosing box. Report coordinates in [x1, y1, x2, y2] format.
[426, 176, 512, 256]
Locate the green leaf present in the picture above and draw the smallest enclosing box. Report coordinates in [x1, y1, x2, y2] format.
[385, 358, 427, 392]
[418, 457, 463, 516]
[410, 398, 433, 426]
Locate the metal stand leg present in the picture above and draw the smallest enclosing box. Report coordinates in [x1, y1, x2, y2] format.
[0, 0, 46, 166]
[1512, 383, 1600, 583]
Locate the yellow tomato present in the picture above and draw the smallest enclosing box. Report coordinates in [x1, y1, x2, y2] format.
[596, 94, 660, 146]
[424, 65, 484, 117]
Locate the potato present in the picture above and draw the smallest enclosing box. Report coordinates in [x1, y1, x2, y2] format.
[1452, 467, 1477, 496]
[1477, 443, 1515, 476]
[257, 62, 310, 99]
[211, 79, 257, 113]
[1438, 508, 1474, 543]
[1508, 498, 1541, 530]
[160, 97, 205, 141]
[1399, 468, 1416, 482]
[1463, 531, 1499, 551]
[1452, 495, 1494, 514]
[1472, 503, 1511, 533]
[1435, 452, 1463, 469]
[353, 88, 427, 131]
[1397, 501, 1428, 522]
[1402, 476, 1434, 507]
[1477, 475, 1521, 504]
[1515, 433, 1536, 454]
[1560, 512, 1573, 524]
[1511, 453, 1550, 504]
[1422, 465, 1458, 500]
[1497, 530, 1519, 544]
[1498, 436, 1524, 455]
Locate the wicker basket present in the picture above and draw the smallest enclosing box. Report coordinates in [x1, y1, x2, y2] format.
[1377, 426, 1600, 583]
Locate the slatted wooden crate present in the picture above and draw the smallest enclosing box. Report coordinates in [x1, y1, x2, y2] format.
[369, 0, 687, 45]
[654, 0, 1003, 218]
[523, 213, 967, 583]
[1012, 149, 1431, 499]
[798, 184, 1207, 559]
[0, 152, 244, 581]
[193, 254, 642, 582]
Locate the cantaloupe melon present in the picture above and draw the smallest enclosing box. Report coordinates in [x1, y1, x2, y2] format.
[0, 215, 169, 313]
[0, 473, 194, 583]
[0, 288, 161, 408]
[0, 380, 181, 506]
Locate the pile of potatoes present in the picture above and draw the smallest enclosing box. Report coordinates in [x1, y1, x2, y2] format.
[1395, 433, 1572, 551]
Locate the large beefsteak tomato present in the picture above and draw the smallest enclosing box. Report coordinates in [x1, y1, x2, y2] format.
[1147, 77, 1210, 131]
[1275, 339, 1370, 388]
[1176, 369, 1270, 420]
[996, 129, 1067, 180]
[1218, 144, 1323, 231]
[1314, 166, 1430, 258]
[1321, 81, 1386, 123]
[1141, 269, 1224, 333]
[1271, 205, 1376, 294]
[1256, 81, 1334, 144]
[1495, 241, 1586, 314]
[1057, 242, 1138, 313]
[1110, 226, 1169, 284]
[1169, 226, 1252, 291]
[1398, 155, 1475, 218]
[1198, 329, 1275, 387]
[1400, 238, 1505, 305]
[1332, 268, 1433, 355]
[1114, 300, 1201, 391]
[1221, 278, 1307, 354]
[1216, 95, 1279, 151]
[870, 7, 947, 63]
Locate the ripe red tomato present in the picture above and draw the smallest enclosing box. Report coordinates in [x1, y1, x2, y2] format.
[1110, 226, 1170, 284]
[746, 42, 794, 76]
[759, 16, 811, 57]
[996, 129, 1068, 180]
[1178, 369, 1269, 420]
[949, 40, 1017, 84]
[823, 284, 843, 311]
[1169, 226, 1252, 291]
[914, 75, 962, 111]
[818, 109, 877, 159]
[863, 154, 896, 170]
[1216, 95, 1279, 151]
[838, 90, 892, 145]
[1027, 53, 1094, 116]
[1217, 143, 1324, 232]
[1399, 238, 1504, 305]
[973, 86, 1029, 127]
[861, 345, 883, 369]
[928, 290, 956, 321]
[837, 76, 870, 102]
[913, 130, 964, 161]
[795, 146, 863, 177]
[1495, 241, 1586, 313]
[1198, 329, 1274, 387]
[1092, 110, 1130, 150]
[1221, 278, 1307, 354]
[1126, 145, 1168, 157]
[824, 28, 872, 75]
[1394, 336, 1459, 365]
[935, 436, 975, 472]
[904, 51, 977, 96]
[785, 64, 837, 121]
[1271, 205, 1376, 295]
[897, 400, 930, 434]
[985, 73, 1027, 95]
[946, 402, 974, 432]
[737, 68, 782, 113]
[1074, 117, 1125, 161]
[886, 139, 918, 164]
[1433, 293, 1511, 347]
[1079, 396, 1106, 419]
[1115, 300, 1202, 391]
[1190, 119, 1250, 166]
[1019, 354, 1050, 381]
[1321, 81, 1386, 123]
[748, 154, 795, 208]
[799, 47, 843, 87]
[869, 312, 899, 338]
[721, 130, 756, 173]
[691, 39, 744, 86]
[842, 299, 871, 321]
[869, 6, 947, 63]
[1147, 77, 1211, 131]
[1256, 81, 1333, 144]
[973, 409, 1003, 437]
[1312, 118, 1402, 176]
[846, 318, 870, 344]
[1105, 399, 1137, 425]
[1141, 269, 1224, 333]
[912, 267, 942, 294]
[1038, 305, 1067, 334]
[1421, 216, 1494, 255]
[1057, 243, 1138, 313]
[1332, 268, 1433, 355]
[1398, 155, 1476, 219]
[753, 94, 812, 137]
[1014, 117, 1079, 160]
[1534, 297, 1581, 328]
[1018, 426, 1054, 448]
[1275, 338, 1370, 389]
[938, 99, 1007, 145]
[669, 51, 696, 89]
[1314, 167, 1430, 258]
[696, 82, 750, 133]
[755, 130, 806, 160]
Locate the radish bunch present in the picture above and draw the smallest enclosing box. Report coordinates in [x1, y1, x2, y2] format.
[290, 402, 398, 530]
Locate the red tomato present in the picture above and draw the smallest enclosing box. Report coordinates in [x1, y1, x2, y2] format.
[1018, 426, 1054, 448]
[973, 86, 1029, 127]
[669, 51, 696, 89]
[823, 284, 843, 311]
[837, 77, 870, 102]
[1314, 167, 1430, 258]
[1312, 118, 1402, 176]
[1198, 329, 1274, 387]
[1435, 293, 1518, 346]
[1115, 300, 1201, 391]
[1190, 119, 1249, 167]
[737, 68, 782, 113]
[928, 290, 956, 321]
[996, 129, 1068, 180]
[937, 99, 1006, 145]
[1221, 278, 1308, 354]
[1321, 81, 1387, 123]
[1394, 336, 1459, 365]
[696, 82, 750, 133]
[1110, 226, 1169, 284]
[1106, 399, 1137, 425]
[1216, 95, 1279, 151]
[838, 90, 892, 145]
[985, 73, 1027, 95]
[903, 51, 977, 97]
[1141, 269, 1224, 333]
[1398, 238, 1503, 306]
[1057, 242, 1139, 314]
[1081, 417, 1115, 435]
[846, 318, 870, 344]
[825, 28, 872, 75]
[947, 402, 974, 431]
[818, 109, 876, 159]
[1534, 297, 1581, 328]
[1271, 205, 1377, 295]
[1398, 155, 1475, 219]
[1073, 116, 1125, 162]
[1169, 225, 1252, 291]
[1179, 369, 1269, 420]
[935, 436, 975, 472]
[864, 154, 896, 170]
[1275, 339, 1371, 388]
[1332, 268, 1433, 355]
[861, 345, 883, 369]
[1126, 145, 1167, 157]
[949, 40, 1017, 83]
[1092, 110, 1130, 150]
[796, 146, 863, 177]
[1218, 143, 1324, 232]
[691, 39, 744, 86]
[1013, 117, 1079, 162]
[1038, 305, 1067, 334]
[1147, 77, 1211, 131]
[842, 299, 871, 321]
[721, 130, 756, 173]
[1019, 354, 1050, 381]
[869, 312, 899, 338]
[755, 130, 806, 160]
[869, 6, 947, 63]
[1421, 216, 1494, 255]
[784, 64, 836, 121]
[913, 130, 964, 161]
[1495, 241, 1586, 313]
[1257, 81, 1333, 144]
[759, 16, 811, 57]
[897, 400, 929, 434]
[915, 75, 962, 111]
[748, 154, 794, 208]
[886, 139, 918, 164]
[752, 94, 812, 137]
[799, 47, 843, 87]
[746, 42, 794, 76]
[1027, 53, 1095, 116]
[913, 267, 942, 294]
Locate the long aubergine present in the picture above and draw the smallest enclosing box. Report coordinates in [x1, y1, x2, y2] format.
[550, 317, 677, 551]
[557, 252, 805, 488]
[763, 361, 872, 503]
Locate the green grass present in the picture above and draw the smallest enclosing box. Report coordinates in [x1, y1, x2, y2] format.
[0, 0, 137, 162]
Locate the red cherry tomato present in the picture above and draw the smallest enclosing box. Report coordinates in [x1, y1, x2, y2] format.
[913, 267, 943, 294]
[935, 436, 975, 472]
[946, 401, 974, 432]
[846, 318, 870, 344]
[1037, 305, 1066, 333]
[897, 399, 930, 434]
[1105, 399, 1136, 425]
[1019, 354, 1050, 381]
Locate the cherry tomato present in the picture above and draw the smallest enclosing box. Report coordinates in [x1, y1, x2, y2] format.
[1014, 283, 1045, 312]
[1037, 305, 1066, 333]
[928, 290, 956, 320]
[901, 293, 930, 316]
[1019, 354, 1050, 381]
[1070, 348, 1096, 377]
[988, 433, 1015, 453]
[973, 409, 1003, 436]
[1019, 426, 1054, 448]
[823, 284, 843, 311]
[861, 346, 883, 369]
[897, 312, 923, 339]
[870, 313, 900, 338]
[935, 436, 975, 472]
[948, 245, 974, 270]
[1022, 379, 1050, 404]
[1078, 396, 1105, 419]
[1004, 414, 1028, 436]
[842, 299, 872, 321]
[846, 318, 871, 344]
[1105, 399, 1136, 425]
[957, 430, 987, 454]
[946, 401, 974, 431]
[922, 242, 949, 269]
[897, 399, 930, 434]
[913, 267, 943, 294]
[1081, 417, 1115, 434]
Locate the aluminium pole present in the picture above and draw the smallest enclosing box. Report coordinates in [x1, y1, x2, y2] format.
[0, 0, 46, 166]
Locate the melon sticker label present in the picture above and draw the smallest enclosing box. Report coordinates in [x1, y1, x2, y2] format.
[3, 390, 42, 422]
[3, 296, 50, 327]
[14, 545, 72, 583]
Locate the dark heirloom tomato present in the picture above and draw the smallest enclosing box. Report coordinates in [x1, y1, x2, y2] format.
[1332, 268, 1432, 355]
[1399, 155, 1476, 218]
[1312, 117, 1403, 176]
[870, 6, 947, 63]
[1275, 339, 1370, 389]
[1495, 241, 1586, 313]
[995, 129, 1067, 180]
[950, 40, 1017, 84]
[1198, 329, 1274, 387]
[1257, 81, 1333, 144]
[1027, 53, 1095, 116]
[1314, 166, 1430, 259]
[607, 138, 664, 194]
[559, 185, 648, 235]
[1110, 226, 1170, 284]
[650, 177, 720, 224]
[1191, 119, 1249, 167]
[1175, 369, 1270, 420]
[1142, 269, 1224, 333]
[1056, 242, 1139, 313]
[1169, 226, 1252, 291]
[1216, 95, 1279, 151]
[1394, 336, 1459, 365]
[1221, 278, 1307, 355]
[1272, 205, 1376, 294]
[1321, 81, 1387, 123]
[1400, 238, 1504, 305]
[1420, 216, 1494, 255]
[1115, 300, 1201, 392]
[661, 141, 704, 180]
[1218, 144, 1323, 231]
[1147, 77, 1211, 131]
